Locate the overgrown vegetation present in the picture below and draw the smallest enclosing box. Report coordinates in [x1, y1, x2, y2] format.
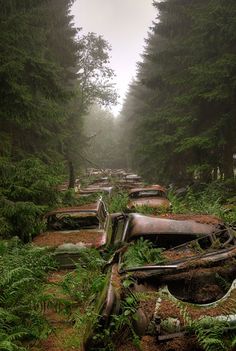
[176, 293, 236, 351]
[132, 204, 169, 216]
[0, 238, 56, 351]
[57, 248, 106, 349]
[0, 157, 64, 241]
[168, 181, 236, 225]
[106, 191, 129, 213]
[122, 238, 165, 269]
[89, 291, 140, 351]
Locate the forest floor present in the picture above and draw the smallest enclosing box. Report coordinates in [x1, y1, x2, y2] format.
[29, 270, 82, 351]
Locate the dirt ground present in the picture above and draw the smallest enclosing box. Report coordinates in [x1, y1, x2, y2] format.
[116, 335, 202, 351]
[29, 270, 83, 351]
[33, 230, 105, 247]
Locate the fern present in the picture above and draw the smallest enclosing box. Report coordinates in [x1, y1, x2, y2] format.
[192, 317, 227, 351]
[107, 191, 129, 212]
[0, 239, 56, 349]
[173, 287, 236, 351]
[122, 238, 165, 268]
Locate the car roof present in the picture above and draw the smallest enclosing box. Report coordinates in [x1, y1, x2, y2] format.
[45, 202, 101, 217]
[125, 213, 216, 240]
[128, 185, 166, 194]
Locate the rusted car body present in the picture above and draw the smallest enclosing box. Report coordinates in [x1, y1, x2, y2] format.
[134, 275, 236, 343]
[124, 173, 142, 182]
[86, 214, 236, 349]
[114, 180, 145, 191]
[77, 186, 113, 198]
[33, 200, 113, 267]
[127, 185, 170, 210]
[119, 213, 225, 247]
[111, 173, 144, 190]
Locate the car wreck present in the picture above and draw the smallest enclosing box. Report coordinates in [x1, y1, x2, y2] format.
[85, 214, 236, 350]
[77, 186, 113, 198]
[33, 200, 113, 267]
[127, 185, 171, 210]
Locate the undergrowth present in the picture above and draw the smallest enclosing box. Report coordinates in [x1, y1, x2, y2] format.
[122, 238, 165, 269]
[174, 285, 236, 351]
[0, 238, 57, 351]
[58, 248, 106, 349]
[89, 291, 140, 351]
[168, 181, 236, 226]
[132, 204, 169, 215]
[0, 157, 64, 242]
[106, 191, 129, 213]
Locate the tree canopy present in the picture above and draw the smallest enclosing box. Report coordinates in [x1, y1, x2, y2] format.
[119, 0, 236, 183]
[0, 0, 117, 239]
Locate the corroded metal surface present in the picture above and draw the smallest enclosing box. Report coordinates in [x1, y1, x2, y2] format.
[45, 202, 100, 216]
[128, 197, 170, 209]
[127, 185, 170, 209]
[128, 185, 166, 194]
[125, 214, 216, 240]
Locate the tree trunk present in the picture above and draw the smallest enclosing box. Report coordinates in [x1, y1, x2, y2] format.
[68, 160, 75, 188]
[222, 143, 234, 179]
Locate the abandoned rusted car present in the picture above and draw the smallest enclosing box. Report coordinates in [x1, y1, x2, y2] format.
[77, 186, 113, 198]
[33, 200, 114, 267]
[127, 185, 171, 211]
[85, 214, 236, 349]
[124, 173, 142, 182]
[119, 213, 227, 247]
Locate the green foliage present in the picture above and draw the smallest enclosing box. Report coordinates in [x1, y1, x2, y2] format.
[57, 248, 106, 349]
[59, 248, 105, 303]
[61, 189, 100, 207]
[107, 191, 129, 213]
[169, 181, 236, 225]
[76, 34, 117, 110]
[0, 0, 77, 159]
[0, 238, 56, 350]
[191, 318, 228, 351]
[90, 292, 140, 351]
[0, 157, 63, 241]
[133, 204, 169, 215]
[119, 0, 236, 182]
[122, 238, 165, 268]
[174, 284, 236, 351]
[167, 189, 187, 214]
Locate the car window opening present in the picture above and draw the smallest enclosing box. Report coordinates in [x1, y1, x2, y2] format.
[129, 190, 166, 199]
[128, 234, 198, 248]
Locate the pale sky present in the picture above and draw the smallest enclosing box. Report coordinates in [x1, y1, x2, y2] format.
[71, 0, 156, 116]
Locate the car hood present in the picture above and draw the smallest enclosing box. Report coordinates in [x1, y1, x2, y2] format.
[33, 229, 106, 248]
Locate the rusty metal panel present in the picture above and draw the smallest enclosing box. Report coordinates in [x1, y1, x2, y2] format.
[128, 214, 216, 239]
